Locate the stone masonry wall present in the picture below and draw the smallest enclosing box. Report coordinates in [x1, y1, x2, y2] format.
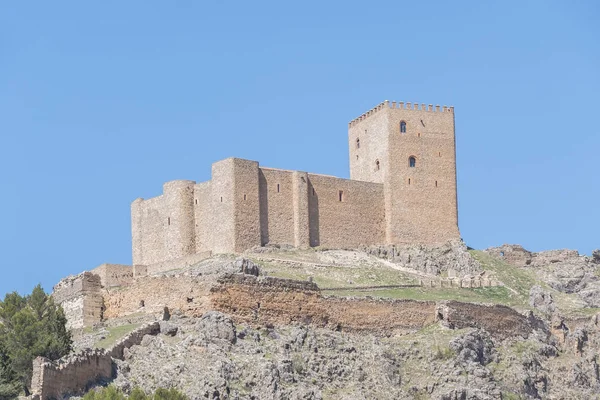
[349, 101, 459, 245]
[91, 264, 134, 288]
[30, 323, 161, 400]
[53, 272, 104, 329]
[131, 100, 460, 265]
[31, 350, 113, 400]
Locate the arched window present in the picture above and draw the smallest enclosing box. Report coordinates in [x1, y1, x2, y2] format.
[400, 121, 407, 133]
[375, 159, 380, 171]
[409, 156, 416, 168]
[356, 138, 360, 149]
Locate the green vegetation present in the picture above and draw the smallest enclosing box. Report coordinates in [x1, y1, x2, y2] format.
[0, 285, 72, 399]
[84, 386, 188, 400]
[96, 324, 141, 349]
[326, 286, 515, 304]
[469, 251, 536, 306]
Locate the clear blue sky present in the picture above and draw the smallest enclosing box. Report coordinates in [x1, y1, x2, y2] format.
[1, 1, 598, 297]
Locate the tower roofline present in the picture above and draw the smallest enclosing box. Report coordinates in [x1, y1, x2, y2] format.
[348, 100, 454, 128]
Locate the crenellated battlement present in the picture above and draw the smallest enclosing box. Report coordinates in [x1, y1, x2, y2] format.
[348, 100, 454, 127]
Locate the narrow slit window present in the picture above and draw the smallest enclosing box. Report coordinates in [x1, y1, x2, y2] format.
[375, 160, 380, 171]
[435, 180, 438, 187]
[409, 156, 416, 168]
[400, 121, 407, 133]
[408, 178, 411, 185]
[338, 190, 344, 202]
[195, 199, 198, 205]
[167, 217, 171, 225]
[356, 138, 360, 149]
[277, 183, 280, 193]
[220, 197, 223, 203]
[244, 194, 247, 201]
[438, 151, 441, 157]
[418, 132, 421, 138]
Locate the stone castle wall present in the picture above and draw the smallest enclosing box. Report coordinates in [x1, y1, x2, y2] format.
[131, 101, 460, 267]
[53, 272, 104, 329]
[30, 323, 161, 400]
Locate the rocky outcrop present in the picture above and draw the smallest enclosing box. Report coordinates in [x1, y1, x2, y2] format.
[486, 245, 600, 308]
[363, 239, 481, 277]
[529, 285, 556, 314]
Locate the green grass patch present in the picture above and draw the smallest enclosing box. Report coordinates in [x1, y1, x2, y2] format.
[325, 285, 515, 304]
[95, 323, 140, 349]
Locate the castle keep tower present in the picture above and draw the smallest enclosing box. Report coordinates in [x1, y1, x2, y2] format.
[348, 101, 459, 244]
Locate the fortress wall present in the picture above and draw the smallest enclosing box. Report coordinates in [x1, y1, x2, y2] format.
[90, 264, 133, 287]
[163, 180, 196, 260]
[210, 274, 436, 335]
[211, 159, 236, 253]
[385, 106, 459, 244]
[31, 351, 113, 400]
[53, 272, 104, 329]
[133, 195, 167, 266]
[292, 171, 310, 247]
[258, 168, 295, 246]
[102, 275, 216, 320]
[306, 174, 384, 248]
[232, 159, 261, 252]
[194, 181, 213, 253]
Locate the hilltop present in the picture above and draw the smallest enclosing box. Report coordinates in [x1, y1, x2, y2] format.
[28, 240, 600, 400]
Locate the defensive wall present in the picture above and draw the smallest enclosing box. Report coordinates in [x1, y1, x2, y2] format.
[30, 323, 160, 400]
[132, 162, 386, 266]
[52, 272, 104, 329]
[131, 100, 459, 267]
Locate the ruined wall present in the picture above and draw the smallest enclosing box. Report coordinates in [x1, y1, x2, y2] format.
[53, 272, 103, 329]
[102, 275, 216, 320]
[90, 264, 133, 287]
[210, 274, 436, 335]
[438, 301, 534, 340]
[30, 323, 161, 400]
[31, 350, 113, 400]
[307, 174, 384, 248]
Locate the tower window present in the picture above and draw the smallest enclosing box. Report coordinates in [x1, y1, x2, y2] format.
[277, 184, 280, 193]
[338, 190, 344, 202]
[418, 132, 421, 138]
[244, 194, 247, 201]
[409, 156, 416, 168]
[356, 138, 360, 149]
[400, 121, 406, 133]
[408, 178, 411, 185]
[167, 217, 171, 225]
[195, 199, 198, 205]
[435, 180, 438, 187]
[220, 197, 223, 202]
[438, 151, 441, 157]
[375, 160, 380, 171]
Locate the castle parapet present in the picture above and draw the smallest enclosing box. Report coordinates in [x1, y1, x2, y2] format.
[348, 99, 454, 127]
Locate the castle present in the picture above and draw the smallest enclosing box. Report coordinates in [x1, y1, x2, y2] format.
[131, 100, 460, 268]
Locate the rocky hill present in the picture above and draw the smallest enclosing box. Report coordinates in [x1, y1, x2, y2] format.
[44, 241, 600, 399]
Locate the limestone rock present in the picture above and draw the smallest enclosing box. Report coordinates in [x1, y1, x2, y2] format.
[195, 311, 237, 345]
[529, 285, 556, 314]
[364, 239, 481, 276]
